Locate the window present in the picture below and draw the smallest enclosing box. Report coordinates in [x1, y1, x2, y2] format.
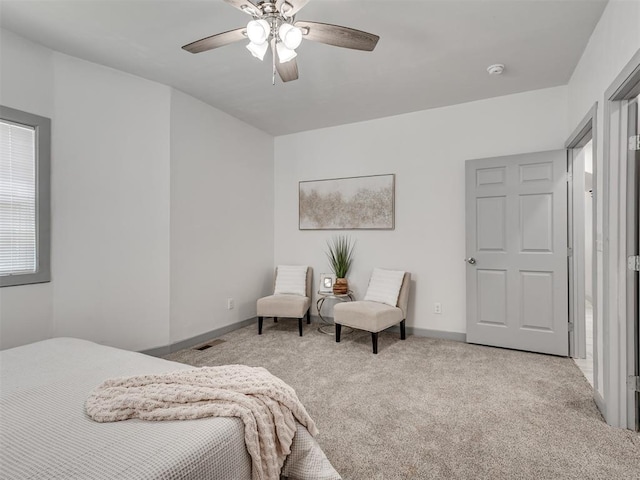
[0, 106, 51, 287]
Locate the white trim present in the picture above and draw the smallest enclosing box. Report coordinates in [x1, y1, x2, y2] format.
[565, 104, 597, 367]
[625, 96, 639, 430]
[568, 147, 587, 359]
[602, 48, 640, 428]
[602, 96, 624, 427]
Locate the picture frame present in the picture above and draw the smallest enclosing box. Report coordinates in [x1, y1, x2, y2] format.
[299, 174, 395, 230]
[318, 273, 336, 293]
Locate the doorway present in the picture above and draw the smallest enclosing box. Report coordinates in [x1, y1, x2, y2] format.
[571, 139, 595, 386]
[566, 104, 602, 406]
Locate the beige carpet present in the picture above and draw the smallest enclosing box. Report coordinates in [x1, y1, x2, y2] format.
[164, 320, 640, 479]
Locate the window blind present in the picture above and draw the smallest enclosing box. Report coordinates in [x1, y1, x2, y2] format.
[0, 120, 37, 276]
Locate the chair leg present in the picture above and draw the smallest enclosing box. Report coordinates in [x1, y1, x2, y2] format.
[274, 317, 278, 323]
[371, 332, 378, 354]
[306, 309, 311, 324]
[336, 324, 342, 342]
[258, 316, 263, 335]
[298, 318, 303, 336]
[400, 319, 406, 340]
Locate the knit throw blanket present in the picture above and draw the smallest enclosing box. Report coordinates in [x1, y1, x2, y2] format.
[85, 365, 319, 480]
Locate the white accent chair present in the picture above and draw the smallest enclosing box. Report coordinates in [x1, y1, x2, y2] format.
[334, 271, 411, 354]
[257, 266, 313, 336]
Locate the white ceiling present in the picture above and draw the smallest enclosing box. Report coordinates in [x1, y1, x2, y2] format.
[0, 0, 608, 136]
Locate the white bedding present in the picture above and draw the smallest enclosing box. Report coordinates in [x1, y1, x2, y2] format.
[0, 337, 340, 480]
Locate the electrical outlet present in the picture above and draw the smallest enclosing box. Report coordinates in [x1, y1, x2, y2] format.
[227, 298, 234, 310]
[434, 303, 442, 314]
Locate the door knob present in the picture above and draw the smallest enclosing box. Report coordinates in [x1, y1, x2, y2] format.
[465, 257, 476, 265]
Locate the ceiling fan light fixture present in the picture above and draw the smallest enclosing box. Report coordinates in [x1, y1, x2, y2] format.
[247, 19, 270, 45]
[246, 41, 268, 60]
[276, 42, 297, 63]
[279, 23, 302, 50]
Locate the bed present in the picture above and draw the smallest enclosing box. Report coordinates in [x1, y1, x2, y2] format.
[0, 337, 340, 480]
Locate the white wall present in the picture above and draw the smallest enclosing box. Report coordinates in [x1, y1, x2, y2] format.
[50, 53, 172, 352]
[0, 30, 55, 349]
[0, 28, 274, 351]
[0, 31, 173, 352]
[274, 86, 568, 335]
[568, 1, 640, 130]
[169, 90, 274, 344]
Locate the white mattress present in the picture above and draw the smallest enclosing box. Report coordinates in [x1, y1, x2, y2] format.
[0, 337, 340, 480]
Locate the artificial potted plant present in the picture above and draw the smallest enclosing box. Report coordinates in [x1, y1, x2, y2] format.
[326, 235, 355, 295]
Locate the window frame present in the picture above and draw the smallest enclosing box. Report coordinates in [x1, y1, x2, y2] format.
[0, 105, 51, 287]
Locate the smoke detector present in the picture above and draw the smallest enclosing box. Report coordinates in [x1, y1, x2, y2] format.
[487, 64, 505, 75]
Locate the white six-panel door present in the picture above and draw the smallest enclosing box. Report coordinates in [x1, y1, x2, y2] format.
[465, 150, 569, 356]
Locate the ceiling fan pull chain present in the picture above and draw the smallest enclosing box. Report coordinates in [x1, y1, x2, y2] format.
[269, 18, 276, 85]
[272, 42, 276, 85]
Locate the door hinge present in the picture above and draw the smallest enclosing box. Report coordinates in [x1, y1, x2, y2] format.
[567, 247, 573, 257]
[628, 376, 640, 392]
[629, 135, 640, 151]
[566, 172, 573, 183]
[568, 322, 574, 332]
[628, 255, 640, 272]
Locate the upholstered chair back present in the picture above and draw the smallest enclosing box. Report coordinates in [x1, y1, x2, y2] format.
[273, 266, 313, 298]
[396, 272, 411, 319]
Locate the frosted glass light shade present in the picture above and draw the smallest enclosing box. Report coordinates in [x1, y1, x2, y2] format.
[278, 23, 302, 50]
[276, 42, 297, 63]
[247, 20, 270, 44]
[246, 41, 268, 60]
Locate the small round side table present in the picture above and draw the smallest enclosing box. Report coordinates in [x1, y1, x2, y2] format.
[316, 291, 355, 335]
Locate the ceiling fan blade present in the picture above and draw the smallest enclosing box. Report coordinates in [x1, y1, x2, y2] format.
[275, 53, 299, 82]
[223, 0, 260, 16]
[182, 28, 246, 54]
[294, 21, 379, 51]
[277, 0, 310, 17]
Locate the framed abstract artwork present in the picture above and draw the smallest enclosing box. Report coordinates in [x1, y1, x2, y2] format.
[299, 174, 395, 230]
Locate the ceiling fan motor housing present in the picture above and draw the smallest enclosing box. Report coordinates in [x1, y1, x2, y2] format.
[251, 1, 289, 17]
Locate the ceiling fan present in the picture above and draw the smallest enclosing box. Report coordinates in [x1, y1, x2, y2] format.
[182, 0, 380, 84]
